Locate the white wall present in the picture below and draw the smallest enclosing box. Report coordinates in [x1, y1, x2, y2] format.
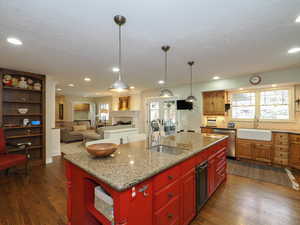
[140, 66, 300, 133]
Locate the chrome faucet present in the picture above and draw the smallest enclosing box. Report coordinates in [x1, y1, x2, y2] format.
[148, 119, 162, 148]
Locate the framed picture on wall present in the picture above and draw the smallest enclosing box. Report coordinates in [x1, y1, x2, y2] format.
[119, 96, 130, 111]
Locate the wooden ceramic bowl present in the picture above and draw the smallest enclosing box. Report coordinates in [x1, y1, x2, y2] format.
[86, 143, 118, 157]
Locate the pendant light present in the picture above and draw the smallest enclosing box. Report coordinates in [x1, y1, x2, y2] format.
[160, 45, 174, 97]
[186, 61, 197, 102]
[110, 15, 129, 92]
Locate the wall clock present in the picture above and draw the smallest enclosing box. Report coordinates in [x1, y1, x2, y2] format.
[249, 75, 262, 85]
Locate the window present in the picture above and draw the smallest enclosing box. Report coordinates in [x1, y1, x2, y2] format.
[99, 104, 109, 121]
[260, 90, 289, 120]
[231, 92, 256, 119]
[230, 87, 294, 121]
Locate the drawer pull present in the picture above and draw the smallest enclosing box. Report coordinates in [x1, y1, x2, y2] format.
[168, 175, 173, 180]
[167, 213, 173, 219]
[168, 193, 174, 199]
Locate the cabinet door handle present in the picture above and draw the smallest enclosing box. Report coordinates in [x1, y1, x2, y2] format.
[167, 213, 173, 219]
[168, 193, 174, 199]
[168, 175, 173, 180]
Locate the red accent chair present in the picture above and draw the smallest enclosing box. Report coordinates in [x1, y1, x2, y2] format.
[0, 128, 31, 175]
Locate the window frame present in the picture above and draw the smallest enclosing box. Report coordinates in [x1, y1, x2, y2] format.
[229, 86, 295, 122]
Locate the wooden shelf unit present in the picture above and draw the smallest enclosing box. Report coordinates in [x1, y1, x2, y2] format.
[3, 86, 42, 92]
[4, 100, 41, 104]
[4, 125, 42, 130]
[6, 133, 43, 140]
[3, 114, 43, 117]
[0, 68, 46, 165]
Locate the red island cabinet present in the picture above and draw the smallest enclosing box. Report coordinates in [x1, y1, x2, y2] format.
[65, 138, 227, 225]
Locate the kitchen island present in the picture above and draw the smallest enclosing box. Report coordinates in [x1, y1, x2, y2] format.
[64, 132, 228, 225]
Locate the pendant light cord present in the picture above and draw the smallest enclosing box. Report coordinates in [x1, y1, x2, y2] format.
[164, 51, 167, 86]
[118, 25, 122, 80]
[190, 65, 193, 95]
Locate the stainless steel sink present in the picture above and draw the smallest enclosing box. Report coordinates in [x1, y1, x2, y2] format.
[150, 145, 185, 155]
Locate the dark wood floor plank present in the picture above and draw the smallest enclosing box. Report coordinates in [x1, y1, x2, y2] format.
[0, 157, 299, 225]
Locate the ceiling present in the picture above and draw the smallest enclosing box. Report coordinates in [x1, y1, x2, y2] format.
[1, 0, 300, 96]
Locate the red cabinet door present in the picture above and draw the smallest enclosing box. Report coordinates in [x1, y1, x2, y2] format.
[181, 169, 196, 225]
[208, 157, 216, 197]
[128, 181, 153, 225]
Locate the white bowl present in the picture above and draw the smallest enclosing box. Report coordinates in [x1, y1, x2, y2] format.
[18, 108, 28, 114]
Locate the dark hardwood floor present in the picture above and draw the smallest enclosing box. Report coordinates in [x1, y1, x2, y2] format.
[0, 157, 299, 225]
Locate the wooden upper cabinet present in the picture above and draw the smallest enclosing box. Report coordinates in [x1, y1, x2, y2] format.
[202, 91, 226, 116]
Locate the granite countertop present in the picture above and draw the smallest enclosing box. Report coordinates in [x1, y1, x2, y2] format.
[64, 132, 227, 191]
[200, 126, 300, 134]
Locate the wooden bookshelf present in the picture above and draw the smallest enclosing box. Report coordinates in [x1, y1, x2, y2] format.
[0, 68, 46, 165]
[4, 125, 42, 130]
[6, 133, 43, 140]
[3, 114, 43, 117]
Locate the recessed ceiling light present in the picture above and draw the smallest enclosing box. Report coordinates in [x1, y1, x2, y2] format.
[56, 88, 62, 91]
[112, 67, 120, 72]
[239, 88, 244, 91]
[129, 86, 135, 89]
[6, 37, 23, 45]
[84, 77, 91, 82]
[68, 84, 75, 87]
[288, 47, 300, 54]
[295, 15, 300, 23]
[213, 76, 220, 80]
[272, 84, 277, 87]
[158, 80, 165, 84]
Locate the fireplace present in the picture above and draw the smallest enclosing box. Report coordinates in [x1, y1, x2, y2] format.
[111, 110, 140, 128]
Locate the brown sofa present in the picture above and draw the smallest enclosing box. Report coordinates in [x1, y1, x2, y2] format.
[60, 128, 84, 143]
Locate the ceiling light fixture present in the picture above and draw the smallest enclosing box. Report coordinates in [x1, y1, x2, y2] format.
[239, 88, 244, 91]
[56, 88, 62, 91]
[84, 77, 91, 82]
[6, 37, 23, 45]
[129, 86, 135, 89]
[112, 67, 120, 72]
[159, 45, 174, 97]
[295, 15, 300, 23]
[272, 84, 277, 87]
[213, 76, 220, 80]
[109, 15, 129, 92]
[158, 80, 165, 84]
[186, 61, 197, 103]
[68, 84, 75, 87]
[288, 47, 300, 54]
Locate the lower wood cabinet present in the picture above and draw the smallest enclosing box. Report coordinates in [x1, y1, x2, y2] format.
[289, 142, 300, 169]
[236, 139, 273, 163]
[252, 143, 272, 163]
[181, 169, 196, 225]
[236, 139, 252, 160]
[237, 134, 300, 169]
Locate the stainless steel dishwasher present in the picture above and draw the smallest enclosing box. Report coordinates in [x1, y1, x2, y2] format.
[212, 128, 236, 158]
